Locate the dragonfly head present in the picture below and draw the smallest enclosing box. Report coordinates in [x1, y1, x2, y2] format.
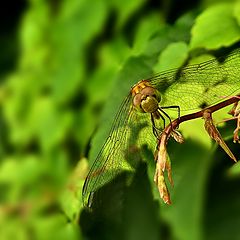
[131, 80, 161, 113]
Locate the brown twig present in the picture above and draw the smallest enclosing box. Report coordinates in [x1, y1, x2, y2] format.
[154, 95, 240, 204]
[164, 95, 240, 135]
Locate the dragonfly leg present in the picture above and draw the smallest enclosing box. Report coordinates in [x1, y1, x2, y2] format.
[154, 110, 166, 127]
[158, 107, 174, 130]
[159, 112, 166, 128]
[151, 113, 159, 138]
[161, 105, 181, 119]
[151, 113, 164, 138]
[161, 105, 180, 129]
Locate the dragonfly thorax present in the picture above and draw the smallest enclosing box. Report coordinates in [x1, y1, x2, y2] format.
[132, 84, 161, 113]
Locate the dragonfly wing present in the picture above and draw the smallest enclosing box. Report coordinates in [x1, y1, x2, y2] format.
[82, 94, 156, 207]
[150, 49, 240, 111]
[82, 95, 132, 207]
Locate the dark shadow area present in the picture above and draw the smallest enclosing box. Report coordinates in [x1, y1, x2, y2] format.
[80, 162, 163, 240]
[203, 142, 240, 240]
[0, 0, 28, 78]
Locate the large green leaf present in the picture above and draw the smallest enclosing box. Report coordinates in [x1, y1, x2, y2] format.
[153, 41, 188, 73]
[190, 3, 240, 50]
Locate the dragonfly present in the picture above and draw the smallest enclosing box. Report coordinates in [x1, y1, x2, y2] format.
[82, 49, 240, 207]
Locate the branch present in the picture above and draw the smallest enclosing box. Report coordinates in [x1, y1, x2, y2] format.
[154, 95, 240, 204]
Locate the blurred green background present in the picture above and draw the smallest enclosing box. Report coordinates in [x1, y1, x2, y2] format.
[1, 0, 240, 239]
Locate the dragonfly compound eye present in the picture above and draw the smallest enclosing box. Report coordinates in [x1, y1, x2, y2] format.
[132, 86, 161, 113]
[140, 86, 161, 103]
[132, 92, 145, 112]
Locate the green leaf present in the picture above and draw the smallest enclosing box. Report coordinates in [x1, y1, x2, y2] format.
[74, 107, 95, 153]
[60, 158, 88, 221]
[233, 0, 240, 26]
[153, 41, 189, 73]
[228, 160, 240, 177]
[132, 13, 164, 56]
[190, 3, 240, 50]
[86, 36, 131, 105]
[111, 0, 147, 30]
[0, 155, 42, 185]
[19, 1, 50, 68]
[33, 214, 81, 240]
[49, 0, 108, 103]
[29, 97, 73, 152]
[58, 0, 108, 46]
[0, 217, 28, 240]
[143, 17, 192, 58]
[0, 155, 44, 204]
[160, 138, 214, 240]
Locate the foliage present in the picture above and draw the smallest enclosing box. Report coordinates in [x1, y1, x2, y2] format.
[1, 0, 240, 240]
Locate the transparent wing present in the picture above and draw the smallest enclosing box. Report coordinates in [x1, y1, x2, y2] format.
[82, 94, 156, 207]
[149, 49, 240, 110]
[82, 49, 240, 207]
